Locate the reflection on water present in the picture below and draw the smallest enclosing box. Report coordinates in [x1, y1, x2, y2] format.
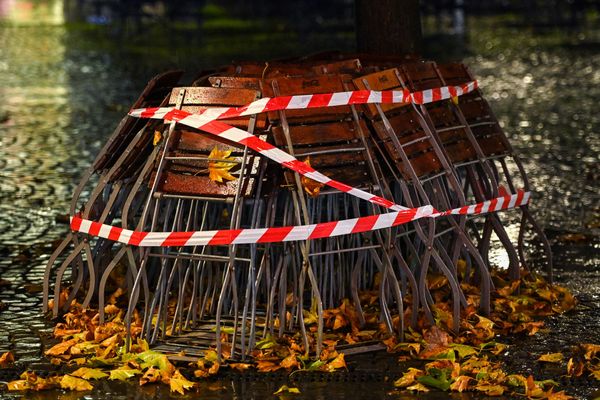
[0, 1, 599, 399]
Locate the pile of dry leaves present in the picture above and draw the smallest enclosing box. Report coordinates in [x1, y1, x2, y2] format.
[0, 268, 598, 398]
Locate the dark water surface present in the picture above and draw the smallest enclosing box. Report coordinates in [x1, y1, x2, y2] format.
[0, 3, 599, 399]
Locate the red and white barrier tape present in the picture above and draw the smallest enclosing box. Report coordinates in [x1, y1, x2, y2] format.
[70, 190, 529, 247]
[129, 81, 478, 123]
[127, 82, 478, 213]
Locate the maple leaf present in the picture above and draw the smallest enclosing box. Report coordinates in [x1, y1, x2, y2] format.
[566, 358, 585, 377]
[450, 344, 478, 359]
[137, 350, 174, 374]
[60, 375, 94, 391]
[274, 385, 301, 395]
[0, 351, 14, 367]
[70, 367, 108, 380]
[139, 367, 164, 386]
[525, 375, 545, 397]
[581, 343, 600, 361]
[45, 338, 80, 356]
[281, 353, 300, 370]
[545, 389, 575, 400]
[300, 157, 324, 197]
[325, 353, 346, 372]
[208, 146, 237, 183]
[538, 353, 564, 363]
[474, 383, 505, 396]
[6, 380, 30, 391]
[109, 367, 142, 381]
[256, 360, 283, 372]
[169, 369, 195, 395]
[394, 368, 424, 387]
[406, 382, 430, 392]
[228, 363, 252, 372]
[449, 375, 472, 392]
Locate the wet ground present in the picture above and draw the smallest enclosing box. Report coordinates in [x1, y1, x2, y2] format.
[1, 3, 599, 399]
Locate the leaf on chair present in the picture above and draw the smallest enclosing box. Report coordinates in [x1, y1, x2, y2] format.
[300, 157, 324, 197]
[208, 146, 237, 183]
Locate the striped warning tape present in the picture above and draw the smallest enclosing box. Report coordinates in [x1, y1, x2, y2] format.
[70, 190, 529, 247]
[129, 81, 478, 123]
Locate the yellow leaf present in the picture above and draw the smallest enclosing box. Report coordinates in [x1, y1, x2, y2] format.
[137, 350, 174, 374]
[450, 344, 478, 359]
[70, 367, 108, 380]
[449, 375, 472, 392]
[153, 130, 162, 146]
[475, 383, 505, 396]
[590, 369, 600, 381]
[0, 351, 15, 367]
[451, 96, 459, 105]
[546, 389, 575, 400]
[60, 375, 94, 391]
[169, 369, 195, 395]
[7, 380, 29, 391]
[538, 353, 564, 363]
[566, 358, 584, 377]
[109, 367, 141, 381]
[208, 146, 237, 183]
[406, 382, 430, 392]
[325, 353, 346, 372]
[394, 368, 423, 388]
[274, 385, 301, 395]
[300, 157, 324, 197]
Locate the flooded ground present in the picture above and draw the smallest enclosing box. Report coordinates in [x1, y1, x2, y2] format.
[0, 2, 599, 399]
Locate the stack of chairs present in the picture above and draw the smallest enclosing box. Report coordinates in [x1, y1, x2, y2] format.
[43, 55, 552, 360]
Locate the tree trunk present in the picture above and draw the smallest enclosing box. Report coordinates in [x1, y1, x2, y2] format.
[355, 0, 422, 56]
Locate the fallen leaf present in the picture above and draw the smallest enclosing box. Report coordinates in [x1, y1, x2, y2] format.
[581, 343, 600, 361]
[0, 351, 15, 367]
[208, 146, 237, 183]
[60, 375, 93, 391]
[109, 367, 142, 381]
[394, 368, 424, 388]
[450, 344, 478, 359]
[538, 353, 563, 363]
[281, 353, 299, 370]
[406, 382, 430, 392]
[229, 363, 252, 372]
[566, 358, 584, 377]
[325, 353, 346, 372]
[256, 360, 282, 372]
[169, 369, 195, 395]
[139, 367, 163, 386]
[449, 375, 472, 392]
[45, 338, 79, 356]
[153, 130, 162, 146]
[274, 385, 301, 395]
[70, 367, 108, 380]
[474, 382, 505, 396]
[6, 380, 29, 391]
[300, 157, 324, 197]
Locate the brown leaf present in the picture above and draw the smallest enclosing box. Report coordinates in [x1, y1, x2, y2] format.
[0, 351, 15, 367]
[449, 375, 472, 392]
[139, 367, 163, 386]
[256, 360, 282, 372]
[566, 358, 585, 377]
[300, 157, 324, 197]
[475, 383, 505, 396]
[45, 338, 79, 356]
[281, 354, 299, 370]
